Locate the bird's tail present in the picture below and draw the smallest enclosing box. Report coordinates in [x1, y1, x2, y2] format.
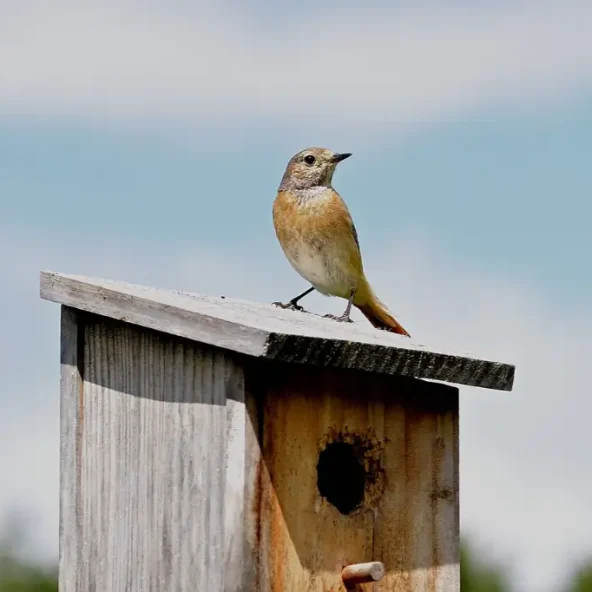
[354, 279, 410, 337]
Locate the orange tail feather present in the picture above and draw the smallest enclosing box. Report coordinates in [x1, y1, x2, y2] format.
[356, 295, 410, 337]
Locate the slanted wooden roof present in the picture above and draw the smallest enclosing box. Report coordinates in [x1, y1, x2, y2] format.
[40, 271, 514, 391]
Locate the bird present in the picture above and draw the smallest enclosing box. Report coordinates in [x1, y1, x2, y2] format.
[272, 147, 410, 337]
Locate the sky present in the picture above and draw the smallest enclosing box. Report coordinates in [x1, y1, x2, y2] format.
[0, 1, 591, 590]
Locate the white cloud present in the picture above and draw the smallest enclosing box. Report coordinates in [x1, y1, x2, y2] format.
[0, 1, 591, 126]
[1, 223, 591, 591]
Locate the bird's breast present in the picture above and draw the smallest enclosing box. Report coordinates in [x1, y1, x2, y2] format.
[273, 189, 362, 297]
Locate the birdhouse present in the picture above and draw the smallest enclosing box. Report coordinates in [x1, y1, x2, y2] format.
[40, 271, 514, 592]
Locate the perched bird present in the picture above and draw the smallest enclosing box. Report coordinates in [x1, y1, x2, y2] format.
[272, 147, 410, 336]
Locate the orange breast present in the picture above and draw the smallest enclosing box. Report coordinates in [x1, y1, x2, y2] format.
[273, 190, 358, 251]
[272, 189, 364, 296]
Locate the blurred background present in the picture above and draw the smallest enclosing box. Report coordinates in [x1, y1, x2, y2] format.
[1, 1, 591, 590]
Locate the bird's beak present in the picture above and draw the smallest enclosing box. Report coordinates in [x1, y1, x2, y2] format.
[333, 152, 352, 163]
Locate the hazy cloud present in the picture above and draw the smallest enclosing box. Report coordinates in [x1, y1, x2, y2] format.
[0, 1, 591, 126]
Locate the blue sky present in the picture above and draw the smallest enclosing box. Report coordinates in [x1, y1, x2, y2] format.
[1, 2, 592, 591]
[3, 103, 590, 307]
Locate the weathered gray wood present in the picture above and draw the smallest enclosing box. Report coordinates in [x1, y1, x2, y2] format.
[223, 359, 253, 591]
[41, 271, 515, 391]
[59, 306, 83, 592]
[61, 312, 244, 591]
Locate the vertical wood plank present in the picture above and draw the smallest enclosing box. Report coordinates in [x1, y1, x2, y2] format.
[432, 408, 460, 591]
[376, 385, 459, 592]
[242, 364, 382, 591]
[59, 305, 84, 592]
[224, 356, 249, 591]
[241, 363, 459, 592]
[68, 315, 242, 592]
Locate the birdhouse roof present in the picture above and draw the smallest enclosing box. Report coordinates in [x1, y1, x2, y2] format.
[40, 271, 514, 391]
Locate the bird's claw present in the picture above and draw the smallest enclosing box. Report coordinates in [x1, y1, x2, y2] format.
[323, 313, 353, 324]
[273, 301, 304, 312]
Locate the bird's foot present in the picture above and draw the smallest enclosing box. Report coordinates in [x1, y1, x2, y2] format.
[273, 301, 304, 312]
[323, 313, 353, 324]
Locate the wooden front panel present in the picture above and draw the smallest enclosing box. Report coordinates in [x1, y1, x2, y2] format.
[244, 363, 459, 592]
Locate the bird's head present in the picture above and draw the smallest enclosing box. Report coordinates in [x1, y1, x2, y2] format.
[279, 147, 352, 191]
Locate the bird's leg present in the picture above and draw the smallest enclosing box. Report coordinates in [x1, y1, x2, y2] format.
[273, 286, 315, 311]
[324, 291, 355, 323]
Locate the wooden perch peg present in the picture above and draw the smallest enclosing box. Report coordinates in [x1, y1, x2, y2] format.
[342, 561, 385, 589]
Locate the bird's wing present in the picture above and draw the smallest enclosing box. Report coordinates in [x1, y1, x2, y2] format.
[323, 190, 365, 276]
[350, 219, 360, 249]
[331, 191, 361, 251]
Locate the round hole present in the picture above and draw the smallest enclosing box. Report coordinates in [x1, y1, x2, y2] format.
[316, 442, 365, 515]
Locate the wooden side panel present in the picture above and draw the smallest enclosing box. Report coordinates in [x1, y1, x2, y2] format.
[224, 357, 256, 592]
[59, 306, 84, 592]
[61, 313, 243, 592]
[244, 363, 459, 592]
[224, 363, 263, 592]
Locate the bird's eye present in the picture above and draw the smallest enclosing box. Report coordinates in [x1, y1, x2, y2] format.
[304, 155, 315, 165]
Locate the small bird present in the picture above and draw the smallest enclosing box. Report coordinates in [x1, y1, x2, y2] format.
[272, 147, 410, 336]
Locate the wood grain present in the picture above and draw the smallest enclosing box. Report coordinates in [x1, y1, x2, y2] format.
[375, 377, 459, 591]
[61, 313, 243, 591]
[241, 362, 460, 591]
[57, 310, 460, 590]
[59, 306, 83, 592]
[41, 271, 515, 391]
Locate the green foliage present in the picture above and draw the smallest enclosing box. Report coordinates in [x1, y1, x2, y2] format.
[566, 562, 592, 592]
[460, 539, 511, 592]
[0, 517, 57, 592]
[0, 550, 57, 592]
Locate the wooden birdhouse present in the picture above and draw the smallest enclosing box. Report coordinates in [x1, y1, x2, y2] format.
[40, 271, 514, 592]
